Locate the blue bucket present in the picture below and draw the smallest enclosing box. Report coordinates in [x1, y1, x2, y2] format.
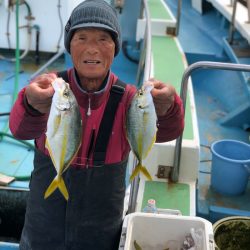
[211, 139, 250, 196]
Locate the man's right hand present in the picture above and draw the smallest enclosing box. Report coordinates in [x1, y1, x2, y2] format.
[25, 73, 57, 114]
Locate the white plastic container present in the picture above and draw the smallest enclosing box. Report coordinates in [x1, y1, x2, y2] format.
[120, 212, 215, 250]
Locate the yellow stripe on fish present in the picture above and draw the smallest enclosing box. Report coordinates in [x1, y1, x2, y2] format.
[44, 78, 82, 201]
[126, 84, 157, 181]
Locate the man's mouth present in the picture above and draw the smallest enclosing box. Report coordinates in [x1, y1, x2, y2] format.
[84, 60, 100, 64]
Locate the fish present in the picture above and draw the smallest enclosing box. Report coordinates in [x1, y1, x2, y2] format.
[134, 240, 142, 250]
[44, 77, 82, 200]
[126, 83, 157, 181]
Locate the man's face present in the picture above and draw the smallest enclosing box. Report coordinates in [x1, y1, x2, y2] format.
[70, 28, 115, 84]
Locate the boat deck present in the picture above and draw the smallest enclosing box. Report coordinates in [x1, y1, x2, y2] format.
[166, 0, 250, 222]
[0, 52, 66, 189]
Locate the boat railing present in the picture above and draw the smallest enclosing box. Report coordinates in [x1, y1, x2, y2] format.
[135, 0, 152, 85]
[228, 0, 238, 44]
[228, 0, 250, 43]
[127, 0, 152, 214]
[175, 0, 182, 36]
[171, 61, 250, 182]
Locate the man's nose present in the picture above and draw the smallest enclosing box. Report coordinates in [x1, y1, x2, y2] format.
[85, 40, 99, 54]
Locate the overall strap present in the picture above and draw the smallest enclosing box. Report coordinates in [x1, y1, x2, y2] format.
[93, 79, 126, 166]
[57, 70, 69, 82]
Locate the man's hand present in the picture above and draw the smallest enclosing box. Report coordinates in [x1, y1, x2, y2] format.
[25, 73, 57, 114]
[147, 79, 176, 117]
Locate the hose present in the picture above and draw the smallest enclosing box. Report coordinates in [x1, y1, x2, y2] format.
[0, 0, 34, 150]
[122, 41, 139, 64]
[1, 0, 20, 135]
[1, 0, 33, 61]
[0, 132, 35, 150]
[6, 8, 11, 49]
[56, 0, 63, 53]
[33, 24, 40, 65]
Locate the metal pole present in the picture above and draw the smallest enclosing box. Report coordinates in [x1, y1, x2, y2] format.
[29, 50, 65, 81]
[175, 0, 182, 36]
[127, 0, 152, 214]
[228, 0, 238, 44]
[171, 61, 250, 182]
[247, 0, 250, 23]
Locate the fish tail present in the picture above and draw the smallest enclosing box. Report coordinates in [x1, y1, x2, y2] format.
[44, 176, 69, 201]
[129, 163, 153, 182]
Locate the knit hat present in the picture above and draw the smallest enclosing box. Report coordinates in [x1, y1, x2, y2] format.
[64, 0, 121, 56]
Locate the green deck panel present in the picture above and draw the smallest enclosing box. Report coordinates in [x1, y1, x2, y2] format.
[142, 181, 190, 215]
[151, 36, 194, 140]
[148, 0, 173, 20]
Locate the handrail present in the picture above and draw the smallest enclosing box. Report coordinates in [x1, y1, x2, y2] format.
[127, 0, 152, 214]
[246, 0, 250, 22]
[175, 0, 182, 36]
[228, 0, 250, 42]
[135, 0, 152, 85]
[228, 0, 238, 44]
[142, 0, 151, 82]
[171, 61, 250, 182]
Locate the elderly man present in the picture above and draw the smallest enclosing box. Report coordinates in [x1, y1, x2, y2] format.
[9, 0, 184, 249]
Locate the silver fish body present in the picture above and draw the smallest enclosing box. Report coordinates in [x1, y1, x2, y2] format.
[126, 84, 157, 181]
[44, 77, 82, 200]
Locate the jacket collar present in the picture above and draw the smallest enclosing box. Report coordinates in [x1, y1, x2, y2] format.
[70, 69, 114, 111]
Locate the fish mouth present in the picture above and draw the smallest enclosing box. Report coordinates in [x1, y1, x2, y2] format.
[83, 60, 101, 64]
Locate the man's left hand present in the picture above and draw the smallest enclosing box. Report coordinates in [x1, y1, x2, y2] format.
[148, 79, 176, 117]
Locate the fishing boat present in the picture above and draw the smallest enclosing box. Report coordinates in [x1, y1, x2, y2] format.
[0, 0, 249, 249]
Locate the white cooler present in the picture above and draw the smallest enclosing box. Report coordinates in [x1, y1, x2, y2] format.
[119, 212, 215, 250]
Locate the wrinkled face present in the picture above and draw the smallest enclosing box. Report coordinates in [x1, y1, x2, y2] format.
[70, 28, 115, 84]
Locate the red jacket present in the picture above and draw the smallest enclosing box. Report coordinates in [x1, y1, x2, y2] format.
[9, 69, 184, 167]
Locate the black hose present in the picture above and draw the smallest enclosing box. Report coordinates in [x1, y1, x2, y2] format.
[24, 1, 32, 16]
[56, 0, 63, 52]
[35, 27, 40, 65]
[0, 113, 10, 116]
[0, 132, 35, 151]
[122, 41, 139, 64]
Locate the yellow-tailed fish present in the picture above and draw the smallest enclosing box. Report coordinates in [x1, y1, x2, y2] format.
[44, 77, 82, 200]
[126, 83, 157, 181]
[134, 240, 142, 250]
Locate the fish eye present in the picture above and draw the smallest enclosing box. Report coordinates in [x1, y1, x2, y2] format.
[63, 90, 69, 98]
[138, 90, 144, 96]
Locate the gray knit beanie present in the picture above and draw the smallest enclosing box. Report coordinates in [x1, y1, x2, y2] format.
[64, 0, 121, 56]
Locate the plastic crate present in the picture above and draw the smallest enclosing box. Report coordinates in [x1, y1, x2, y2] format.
[119, 212, 215, 250]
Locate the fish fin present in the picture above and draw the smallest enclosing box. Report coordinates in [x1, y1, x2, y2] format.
[143, 132, 157, 159]
[62, 130, 82, 174]
[45, 139, 57, 169]
[129, 164, 141, 182]
[140, 165, 153, 181]
[58, 177, 69, 201]
[129, 163, 153, 182]
[44, 177, 59, 199]
[44, 176, 69, 201]
[59, 124, 68, 173]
